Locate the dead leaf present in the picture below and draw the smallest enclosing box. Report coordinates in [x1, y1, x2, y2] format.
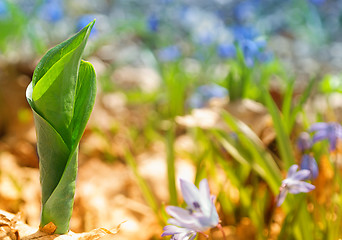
[0, 213, 20, 240]
[39, 222, 57, 234]
[176, 99, 276, 146]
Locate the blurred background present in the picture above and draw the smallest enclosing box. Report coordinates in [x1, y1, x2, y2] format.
[1, 0, 342, 239]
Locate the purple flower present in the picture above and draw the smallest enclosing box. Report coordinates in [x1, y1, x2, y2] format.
[161, 225, 197, 240]
[300, 154, 318, 180]
[296, 132, 313, 152]
[277, 165, 315, 206]
[162, 179, 219, 238]
[309, 122, 342, 151]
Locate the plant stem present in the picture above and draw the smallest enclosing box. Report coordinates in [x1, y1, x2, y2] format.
[166, 122, 177, 205]
[217, 223, 227, 240]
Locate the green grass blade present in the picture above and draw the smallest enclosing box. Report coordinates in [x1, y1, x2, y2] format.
[124, 150, 160, 218]
[216, 111, 282, 193]
[288, 78, 316, 131]
[262, 87, 295, 169]
[281, 79, 295, 134]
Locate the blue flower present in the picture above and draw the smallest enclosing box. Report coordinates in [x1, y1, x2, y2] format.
[232, 26, 271, 67]
[217, 43, 236, 59]
[233, 1, 256, 23]
[240, 39, 259, 67]
[277, 165, 315, 206]
[147, 13, 159, 32]
[296, 132, 313, 152]
[257, 51, 273, 63]
[188, 84, 228, 108]
[309, 0, 325, 5]
[39, 0, 64, 23]
[0, 1, 8, 18]
[232, 26, 257, 42]
[157, 45, 181, 62]
[309, 122, 342, 151]
[300, 154, 318, 180]
[162, 179, 219, 238]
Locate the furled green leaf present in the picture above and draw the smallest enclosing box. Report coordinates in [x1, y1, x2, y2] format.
[26, 20, 96, 234]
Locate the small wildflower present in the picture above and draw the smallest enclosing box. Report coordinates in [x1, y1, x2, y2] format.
[217, 43, 236, 59]
[240, 39, 259, 67]
[39, 0, 64, 23]
[0, 1, 9, 19]
[147, 13, 159, 32]
[232, 26, 271, 67]
[162, 179, 220, 238]
[157, 45, 181, 62]
[309, 122, 342, 151]
[300, 154, 318, 180]
[233, 1, 256, 23]
[257, 51, 273, 63]
[188, 84, 228, 108]
[277, 165, 315, 206]
[297, 132, 313, 152]
[161, 225, 197, 240]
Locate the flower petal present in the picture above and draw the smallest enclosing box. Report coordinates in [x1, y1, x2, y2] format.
[291, 169, 311, 181]
[189, 234, 197, 240]
[162, 225, 197, 240]
[166, 206, 193, 221]
[198, 179, 211, 214]
[309, 122, 329, 132]
[199, 179, 210, 201]
[166, 206, 203, 230]
[277, 189, 288, 206]
[180, 179, 202, 210]
[300, 155, 318, 179]
[287, 164, 299, 178]
[312, 131, 329, 143]
[297, 132, 312, 152]
[162, 225, 185, 236]
[329, 137, 337, 151]
[288, 181, 315, 194]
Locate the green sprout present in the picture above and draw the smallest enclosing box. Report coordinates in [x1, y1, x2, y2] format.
[26, 20, 96, 234]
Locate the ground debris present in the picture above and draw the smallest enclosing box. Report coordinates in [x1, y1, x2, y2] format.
[0, 212, 20, 240]
[0, 210, 118, 240]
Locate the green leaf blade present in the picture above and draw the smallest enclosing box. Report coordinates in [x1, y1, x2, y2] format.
[32, 20, 95, 87]
[70, 60, 96, 148]
[40, 148, 78, 233]
[31, 20, 95, 147]
[32, 109, 70, 206]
